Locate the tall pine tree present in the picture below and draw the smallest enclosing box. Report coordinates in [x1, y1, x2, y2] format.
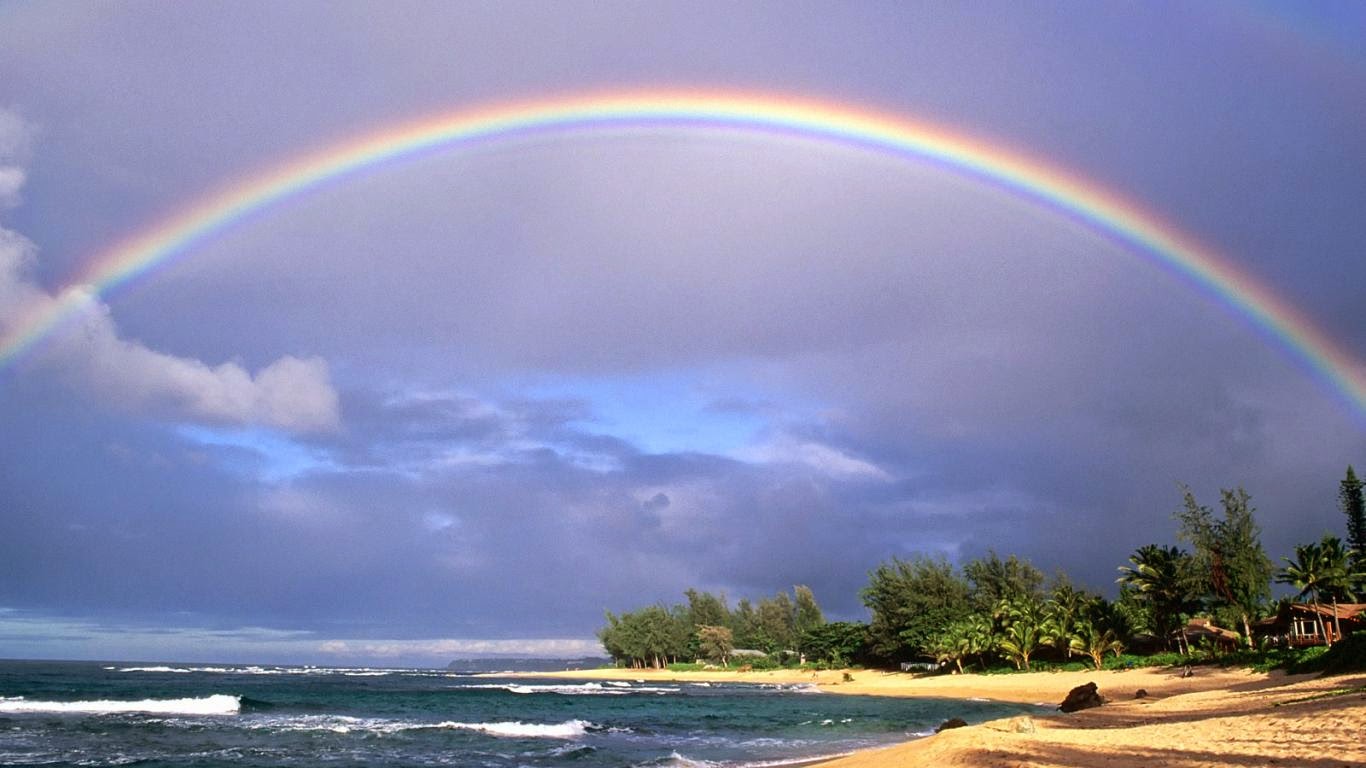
[1341, 466, 1366, 565]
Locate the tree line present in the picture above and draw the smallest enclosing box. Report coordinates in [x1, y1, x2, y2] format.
[599, 467, 1366, 671]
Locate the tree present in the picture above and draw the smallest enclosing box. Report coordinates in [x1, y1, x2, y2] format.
[1044, 579, 1093, 660]
[928, 620, 973, 674]
[964, 551, 1045, 613]
[756, 592, 797, 653]
[1278, 539, 1334, 647]
[798, 621, 869, 667]
[730, 598, 762, 649]
[1069, 619, 1122, 671]
[1117, 544, 1198, 651]
[793, 585, 825, 636]
[1341, 466, 1366, 566]
[861, 556, 970, 662]
[685, 589, 730, 630]
[1175, 486, 1273, 647]
[995, 596, 1050, 671]
[696, 625, 734, 667]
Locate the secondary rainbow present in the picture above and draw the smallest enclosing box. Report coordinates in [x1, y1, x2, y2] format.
[2, 90, 1362, 417]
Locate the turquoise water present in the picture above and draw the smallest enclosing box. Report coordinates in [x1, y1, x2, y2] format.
[0, 661, 1041, 767]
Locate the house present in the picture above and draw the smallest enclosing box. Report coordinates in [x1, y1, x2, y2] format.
[1177, 618, 1241, 653]
[1253, 602, 1366, 647]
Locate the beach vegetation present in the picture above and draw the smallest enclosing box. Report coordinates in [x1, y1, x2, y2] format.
[861, 556, 969, 662]
[995, 595, 1050, 671]
[1117, 544, 1199, 651]
[696, 625, 734, 667]
[598, 586, 827, 668]
[1069, 620, 1123, 671]
[1175, 485, 1274, 647]
[1277, 536, 1352, 647]
[1340, 466, 1366, 567]
[798, 621, 871, 667]
[597, 476, 1366, 677]
[964, 551, 1045, 613]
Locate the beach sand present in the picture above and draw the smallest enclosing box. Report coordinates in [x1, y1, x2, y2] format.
[528, 666, 1366, 766]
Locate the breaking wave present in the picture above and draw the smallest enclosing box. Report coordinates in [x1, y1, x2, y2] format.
[242, 715, 609, 739]
[433, 719, 597, 739]
[466, 682, 679, 696]
[0, 694, 241, 715]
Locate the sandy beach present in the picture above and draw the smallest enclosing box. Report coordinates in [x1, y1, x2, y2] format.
[528, 666, 1366, 766]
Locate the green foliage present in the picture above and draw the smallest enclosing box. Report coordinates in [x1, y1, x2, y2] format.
[685, 589, 730, 629]
[798, 621, 869, 667]
[994, 595, 1050, 671]
[1285, 635, 1361, 674]
[1341, 466, 1366, 566]
[861, 556, 969, 662]
[1175, 485, 1274, 645]
[1069, 619, 1123, 670]
[1117, 544, 1198, 649]
[599, 586, 825, 667]
[794, 585, 824, 636]
[696, 625, 734, 666]
[964, 551, 1045, 612]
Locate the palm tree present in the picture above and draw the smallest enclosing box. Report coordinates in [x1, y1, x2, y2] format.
[1315, 535, 1360, 642]
[929, 621, 972, 675]
[1278, 540, 1332, 646]
[995, 597, 1050, 671]
[1045, 582, 1090, 660]
[1118, 544, 1197, 651]
[1069, 619, 1123, 671]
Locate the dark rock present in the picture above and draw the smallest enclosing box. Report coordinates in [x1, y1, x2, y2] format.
[935, 717, 969, 733]
[1057, 681, 1105, 713]
[1134, 688, 1148, 699]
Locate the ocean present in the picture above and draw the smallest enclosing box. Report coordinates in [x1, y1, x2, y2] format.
[0, 661, 1041, 767]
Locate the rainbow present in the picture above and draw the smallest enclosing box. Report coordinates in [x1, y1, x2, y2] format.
[2, 90, 1363, 417]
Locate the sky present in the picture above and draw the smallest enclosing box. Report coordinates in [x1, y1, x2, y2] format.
[0, 1, 1364, 667]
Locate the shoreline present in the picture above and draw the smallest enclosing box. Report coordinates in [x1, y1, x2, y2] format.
[516, 666, 1366, 766]
[506, 664, 1259, 704]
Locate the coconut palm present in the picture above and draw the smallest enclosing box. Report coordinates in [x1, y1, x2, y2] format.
[1069, 619, 1123, 671]
[1313, 535, 1361, 642]
[995, 597, 1050, 671]
[1044, 582, 1090, 660]
[1277, 540, 1333, 646]
[1118, 544, 1197, 651]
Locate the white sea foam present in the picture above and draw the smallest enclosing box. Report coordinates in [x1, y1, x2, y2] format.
[112, 664, 415, 677]
[733, 751, 862, 768]
[0, 694, 241, 715]
[605, 680, 631, 688]
[647, 751, 720, 768]
[433, 719, 596, 739]
[468, 682, 678, 696]
[246, 714, 407, 735]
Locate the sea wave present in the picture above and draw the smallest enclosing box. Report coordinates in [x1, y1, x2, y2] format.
[467, 682, 679, 696]
[433, 719, 597, 739]
[111, 664, 426, 676]
[0, 694, 241, 715]
[242, 715, 607, 739]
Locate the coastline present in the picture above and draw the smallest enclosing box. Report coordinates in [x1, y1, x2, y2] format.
[520, 666, 1366, 766]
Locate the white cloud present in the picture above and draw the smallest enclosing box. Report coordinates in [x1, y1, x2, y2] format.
[34, 287, 341, 432]
[0, 115, 340, 433]
[0, 108, 33, 209]
[741, 433, 892, 481]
